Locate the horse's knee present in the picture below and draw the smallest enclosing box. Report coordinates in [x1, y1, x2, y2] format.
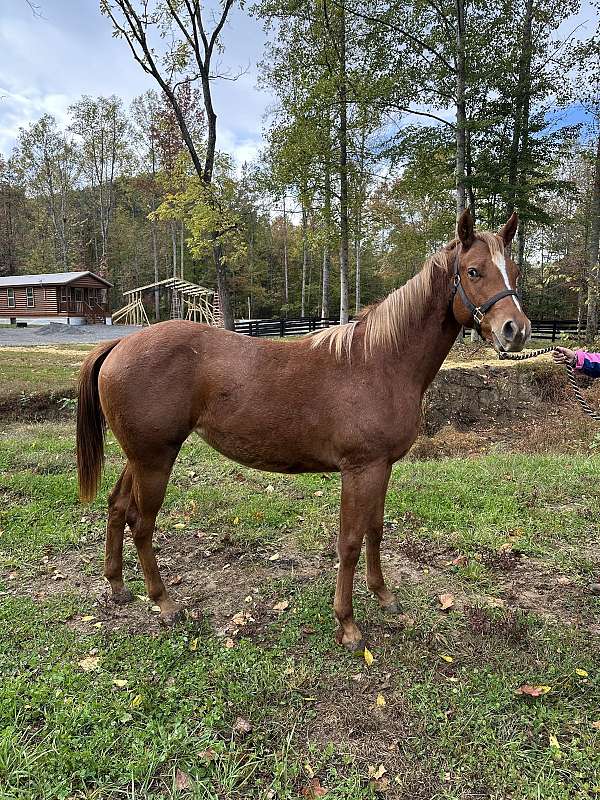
[338, 537, 362, 565]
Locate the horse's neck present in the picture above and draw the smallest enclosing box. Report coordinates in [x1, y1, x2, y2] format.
[376, 277, 461, 393]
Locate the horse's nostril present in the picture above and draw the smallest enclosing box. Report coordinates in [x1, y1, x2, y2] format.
[502, 320, 518, 341]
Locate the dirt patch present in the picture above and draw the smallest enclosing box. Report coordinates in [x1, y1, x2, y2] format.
[3, 528, 327, 637]
[305, 677, 439, 800]
[4, 523, 600, 638]
[0, 388, 76, 421]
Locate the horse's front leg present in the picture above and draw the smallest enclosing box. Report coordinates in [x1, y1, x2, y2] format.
[335, 461, 392, 651]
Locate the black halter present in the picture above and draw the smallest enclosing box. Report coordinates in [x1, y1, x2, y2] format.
[449, 245, 520, 334]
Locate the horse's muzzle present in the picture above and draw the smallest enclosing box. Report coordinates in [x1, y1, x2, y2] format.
[492, 318, 532, 352]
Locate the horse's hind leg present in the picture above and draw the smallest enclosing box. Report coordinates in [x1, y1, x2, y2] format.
[129, 449, 182, 625]
[104, 464, 134, 604]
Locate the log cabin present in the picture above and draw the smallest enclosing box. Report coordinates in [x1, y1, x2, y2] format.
[0, 272, 113, 326]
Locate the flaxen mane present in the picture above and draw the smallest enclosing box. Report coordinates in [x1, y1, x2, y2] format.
[311, 232, 504, 360]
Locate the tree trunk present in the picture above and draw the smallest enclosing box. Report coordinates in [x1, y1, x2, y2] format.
[321, 160, 332, 318]
[338, 0, 350, 324]
[152, 221, 160, 321]
[505, 0, 533, 223]
[214, 239, 234, 329]
[282, 195, 289, 310]
[455, 0, 467, 217]
[301, 205, 308, 317]
[355, 206, 361, 315]
[180, 221, 184, 279]
[586, 131, 600, 340]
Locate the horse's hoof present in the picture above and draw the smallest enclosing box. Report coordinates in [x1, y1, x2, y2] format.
[346, 637, 367, 654]
[111, 588, 134, 606]
[336, 628, 366, 653]
[159, 607, 185, 627]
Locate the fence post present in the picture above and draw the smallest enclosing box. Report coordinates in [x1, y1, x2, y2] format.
[552, 319, 557, 342]
[280, 318, 285, 337]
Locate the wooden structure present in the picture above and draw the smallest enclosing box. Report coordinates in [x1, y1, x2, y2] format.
[0, 271, 112, 325]
[112, 278, 222, 327]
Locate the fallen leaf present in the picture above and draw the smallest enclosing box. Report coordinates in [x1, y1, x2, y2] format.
[364, 647, 374, 666]
[233, 516, 240, 525]
[112, 679, 128, 688]
[575, 668, 589, 678]
[515, 684, 551, 697]
[199, 748, 217, 762]
[265, 484, 275, 493]
[131, 694, 143, 708]
[376, 693, 386, 707]
[189, 637, 199, 651]
[93, 622, 103, 629]
[301, 777, 328, 798]
[549, 734, 562, 760]
[175, 768, 193, 790]
[224, 638, 235, 649]
[313, 490, 324, 497]
[273, 599, 290, 613]
[440, 655, 454, 663]
[439, 593, 454, 611]
[232, 716, 252, 737]
[497, 542, 513, 553]
[174, 523, 186, 530]
[81, 615, 95, 623]
[451, 555, 467, 567]
[368, 764, 387, 780]
[151, 605, 161, 613]
[268, 552, 280, 561]
[78, 655, 100, 672]
[231, 610, 251, 626]
[591, 721, 600, 730]
[169, 575, 183, 587]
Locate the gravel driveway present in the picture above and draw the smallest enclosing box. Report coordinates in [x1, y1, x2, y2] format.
[0, 323, 143, 347]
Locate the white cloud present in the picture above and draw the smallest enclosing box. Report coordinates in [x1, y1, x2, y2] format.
[0, 0, 271, 164]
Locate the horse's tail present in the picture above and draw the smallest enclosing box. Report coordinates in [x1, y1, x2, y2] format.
[76, 339, 121, 503]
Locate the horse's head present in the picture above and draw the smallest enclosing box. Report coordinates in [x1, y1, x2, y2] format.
[451, 209, 531, 353]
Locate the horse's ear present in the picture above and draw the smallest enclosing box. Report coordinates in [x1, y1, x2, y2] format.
[457, 208, 474, 248]
[498, 212, 518, 245]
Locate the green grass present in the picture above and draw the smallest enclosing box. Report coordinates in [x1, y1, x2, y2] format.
[2, 424, 598, 573]
[0, 346, 90, 403]
[2, 421, 600, 798]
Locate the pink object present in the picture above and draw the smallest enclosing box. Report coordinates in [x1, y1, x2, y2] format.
[575, 350, 600, 370]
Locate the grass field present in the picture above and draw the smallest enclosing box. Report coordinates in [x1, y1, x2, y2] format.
[2, 345, 600, 799]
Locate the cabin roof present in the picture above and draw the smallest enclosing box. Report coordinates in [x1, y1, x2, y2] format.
[0, 271, 113, 288]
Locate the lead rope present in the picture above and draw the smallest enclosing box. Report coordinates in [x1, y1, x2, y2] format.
[498, 347, 600, 422]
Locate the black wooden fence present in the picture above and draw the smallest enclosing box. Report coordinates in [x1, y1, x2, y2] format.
[234, 316, 592, 342]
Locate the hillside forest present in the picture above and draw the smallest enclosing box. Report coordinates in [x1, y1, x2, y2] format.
[0, 0, 599, 334]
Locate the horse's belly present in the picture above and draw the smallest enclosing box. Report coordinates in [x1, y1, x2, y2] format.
[195, 424, 336, 474]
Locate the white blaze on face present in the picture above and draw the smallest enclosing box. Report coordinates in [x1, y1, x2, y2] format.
[493, 250, 522, 313]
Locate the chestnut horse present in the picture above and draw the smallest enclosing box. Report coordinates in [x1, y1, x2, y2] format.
[77, 210, 530, 650]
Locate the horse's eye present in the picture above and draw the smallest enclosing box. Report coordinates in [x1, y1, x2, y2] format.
[467, 268, 479, 279]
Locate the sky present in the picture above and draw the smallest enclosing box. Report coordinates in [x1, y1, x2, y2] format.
[0, 0, 596, 167]
[0, 0, 271, 164]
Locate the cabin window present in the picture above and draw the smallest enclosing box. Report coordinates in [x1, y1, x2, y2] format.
[75, 288, 82, 302]
[7, 288, 15, 308]
[26, 287, 35, 308]
[61, 288, 68, 302]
